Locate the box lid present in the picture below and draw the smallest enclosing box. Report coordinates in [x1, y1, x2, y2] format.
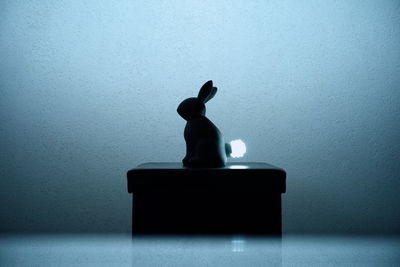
[127, 162, 286, 194]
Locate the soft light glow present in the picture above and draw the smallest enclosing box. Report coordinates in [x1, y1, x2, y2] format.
[230, 139, 246, 158]
[229, 165, 248, 169]
[231, 238, 246, 252]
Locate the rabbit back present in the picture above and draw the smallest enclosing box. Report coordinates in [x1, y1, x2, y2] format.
[183, 117, 227, 167]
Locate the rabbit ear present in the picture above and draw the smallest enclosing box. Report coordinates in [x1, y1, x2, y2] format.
[198, 80, 217, 103]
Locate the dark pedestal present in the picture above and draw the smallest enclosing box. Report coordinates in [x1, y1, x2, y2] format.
[127, 162, 286, 236]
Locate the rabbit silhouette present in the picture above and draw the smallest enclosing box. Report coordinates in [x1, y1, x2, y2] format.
[177, 80, 231, 167]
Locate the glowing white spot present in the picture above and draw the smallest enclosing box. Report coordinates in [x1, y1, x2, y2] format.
[229, 165, 248, 169]
[232, 238, 246, 252]
[230, 139, 246, 158]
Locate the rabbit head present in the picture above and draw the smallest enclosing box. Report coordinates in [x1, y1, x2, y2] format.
[177, 80, 217, 121]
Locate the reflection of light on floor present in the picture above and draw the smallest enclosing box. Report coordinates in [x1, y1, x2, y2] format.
[231, 237, 246, 252]
[0, 235, 399, 266]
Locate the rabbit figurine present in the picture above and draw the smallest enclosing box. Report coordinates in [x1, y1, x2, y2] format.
[177, 80, 231, 168]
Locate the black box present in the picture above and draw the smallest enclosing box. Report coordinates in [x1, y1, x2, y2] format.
[127, 162, 286, 236]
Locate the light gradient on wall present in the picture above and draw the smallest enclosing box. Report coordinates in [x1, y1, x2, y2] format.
[1, 0, 399, 234]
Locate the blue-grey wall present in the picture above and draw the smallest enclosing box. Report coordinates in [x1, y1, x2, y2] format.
[1, 0, 399, 234]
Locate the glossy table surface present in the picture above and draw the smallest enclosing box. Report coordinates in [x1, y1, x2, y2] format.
[1, 235, 399, 266]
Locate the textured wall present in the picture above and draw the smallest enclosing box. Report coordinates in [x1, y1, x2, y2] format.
[1, 0, 399, 234]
